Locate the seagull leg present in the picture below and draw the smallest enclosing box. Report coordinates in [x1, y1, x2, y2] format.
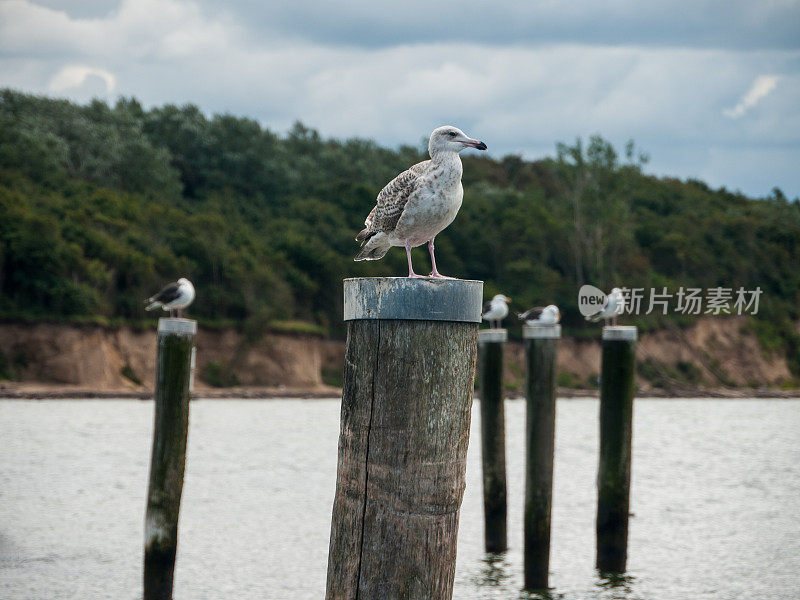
[405, 241, 424, 278]
[428, 238, 453, 279]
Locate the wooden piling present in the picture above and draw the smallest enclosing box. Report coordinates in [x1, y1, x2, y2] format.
[326, 277, 483, 600]
[144, 318, 196, 600]
[596, 325, 637, 573]
[477, 328, 508, 553]
[523, 322, 561, 590]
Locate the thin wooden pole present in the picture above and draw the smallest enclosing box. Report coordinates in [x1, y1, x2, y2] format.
[144, 318, 196, 600]
[523, 323, 561, 590]
[596, 325, 637, 573]
[478, 328, 508, 553]
[326, 277, 483, 600]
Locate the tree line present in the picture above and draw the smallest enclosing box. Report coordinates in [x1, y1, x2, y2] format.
[1, 89, 799, 373]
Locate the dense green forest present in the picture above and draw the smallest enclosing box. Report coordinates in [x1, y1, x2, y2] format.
[1, 89, 799, 372]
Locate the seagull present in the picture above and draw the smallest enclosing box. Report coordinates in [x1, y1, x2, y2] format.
[585, 287, 625, 325]
[482, 294, 511, 329]
[145, 278, 195, 318]
[518, 304, 561, 325]
[354, 125, 487, 278]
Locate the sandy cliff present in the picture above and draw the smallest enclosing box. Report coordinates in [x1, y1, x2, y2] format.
[0, 316, 793, 394]
[0, 323, 326, 391]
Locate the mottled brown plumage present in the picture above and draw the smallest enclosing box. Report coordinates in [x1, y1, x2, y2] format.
[355, 162, 428, 243]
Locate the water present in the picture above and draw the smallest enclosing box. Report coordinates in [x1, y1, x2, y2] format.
[1, 398, 798, 599]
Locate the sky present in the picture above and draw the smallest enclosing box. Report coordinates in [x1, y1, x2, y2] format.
[1, 0, 799, 198]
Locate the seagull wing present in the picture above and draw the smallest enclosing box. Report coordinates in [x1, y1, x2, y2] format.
[482, 301, 494, 317]
[519, 307, 544, 321]
[148, 281, 181, 304]
[586, 295, 611, 322]
[356, 161, 428, 242]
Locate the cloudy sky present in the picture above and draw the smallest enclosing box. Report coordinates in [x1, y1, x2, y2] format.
[2, 0, 799, 198]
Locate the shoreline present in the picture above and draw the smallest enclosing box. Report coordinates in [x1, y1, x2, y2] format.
[1, 384, 798, 400]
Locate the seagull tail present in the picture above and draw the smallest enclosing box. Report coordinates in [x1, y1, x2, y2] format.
[354, 232, 390, 261]
[585, 312, 602, 322]
[145, 300, 162, 311]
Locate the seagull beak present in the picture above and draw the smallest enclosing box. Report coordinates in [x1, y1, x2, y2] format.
[461, 138, 487, 151]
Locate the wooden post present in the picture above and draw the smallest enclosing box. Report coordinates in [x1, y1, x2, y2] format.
[596, 325, 637, 573]
[523, 322, 561, 590]
[477, 328, 508, 553]
[144, 318, 196, 600]
[326, 277, 483, 600]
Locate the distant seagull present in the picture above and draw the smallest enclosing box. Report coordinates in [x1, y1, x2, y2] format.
[519, 304, 561, 325]
[585, 287, 625, 325]
[482, 294, 511, 329]
[145, 278, 195, 318]
[354, 125, 487, 278]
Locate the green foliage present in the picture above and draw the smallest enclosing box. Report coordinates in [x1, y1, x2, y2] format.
[0, 347, 27, 380]
[1, 89, 800, 374]
[200, 360, 240, 388]
[321, 365, 343, 388]
[557, 371, 581, 388]
[121, 364, 142, 386]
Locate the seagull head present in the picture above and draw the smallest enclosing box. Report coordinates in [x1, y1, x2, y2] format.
[429, 125, 487, 157]
[492, 294, 511, 305]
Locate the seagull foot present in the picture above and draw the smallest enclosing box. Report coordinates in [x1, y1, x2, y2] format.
[429, 272, 455, 279]
[407, 273, 427, 279]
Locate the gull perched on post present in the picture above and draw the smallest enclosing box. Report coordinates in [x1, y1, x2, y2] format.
[354, 125, 487, 278]
[145, 278, 195, 318]
[482, 294, 511, 329]
[585, 287, 625, 325]
[519, 304, 561, 326]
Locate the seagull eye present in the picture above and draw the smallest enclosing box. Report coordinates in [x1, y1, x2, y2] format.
[448, 131, 457, 137]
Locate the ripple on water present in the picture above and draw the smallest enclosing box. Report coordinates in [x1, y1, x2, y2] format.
[0, 398, 798, 599]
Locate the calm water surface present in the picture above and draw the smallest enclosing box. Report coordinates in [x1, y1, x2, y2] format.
[1, 398, 798, 599]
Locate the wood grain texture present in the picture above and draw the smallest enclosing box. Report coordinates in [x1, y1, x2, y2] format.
[144, 329, 194, 600]
[326, 319, 478, 600]
[596, 337, 636, 573]
[523, 337, 558, 590]
[478, 339, 507, 553]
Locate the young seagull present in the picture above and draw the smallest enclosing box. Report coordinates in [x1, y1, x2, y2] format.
[482, 294, 511, 329]
[518, 304, 561, 325]
[585, 287, 625, 326]
[144, 278, 195, 318]
[354, 125, 487, 278]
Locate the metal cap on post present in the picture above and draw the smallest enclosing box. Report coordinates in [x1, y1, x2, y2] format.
[343, 277, 483, 322]
[157, 317, 197, 335]
[478, 328, 508, 343]
[523, 323, 562, 339]
[328, 277, 483, 600]
[602, 325, 637, 341]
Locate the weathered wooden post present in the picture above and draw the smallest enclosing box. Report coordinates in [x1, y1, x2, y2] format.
[144, 318, 196, 600]
[523, 321, 560, 590]
[596, 325, 637, 573]
[477, 328, 508, 553]
[326, 277, 483, 600]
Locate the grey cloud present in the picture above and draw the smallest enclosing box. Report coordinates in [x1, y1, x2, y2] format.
[192, 0, 800, 51]
[1, 0, 799, 198]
